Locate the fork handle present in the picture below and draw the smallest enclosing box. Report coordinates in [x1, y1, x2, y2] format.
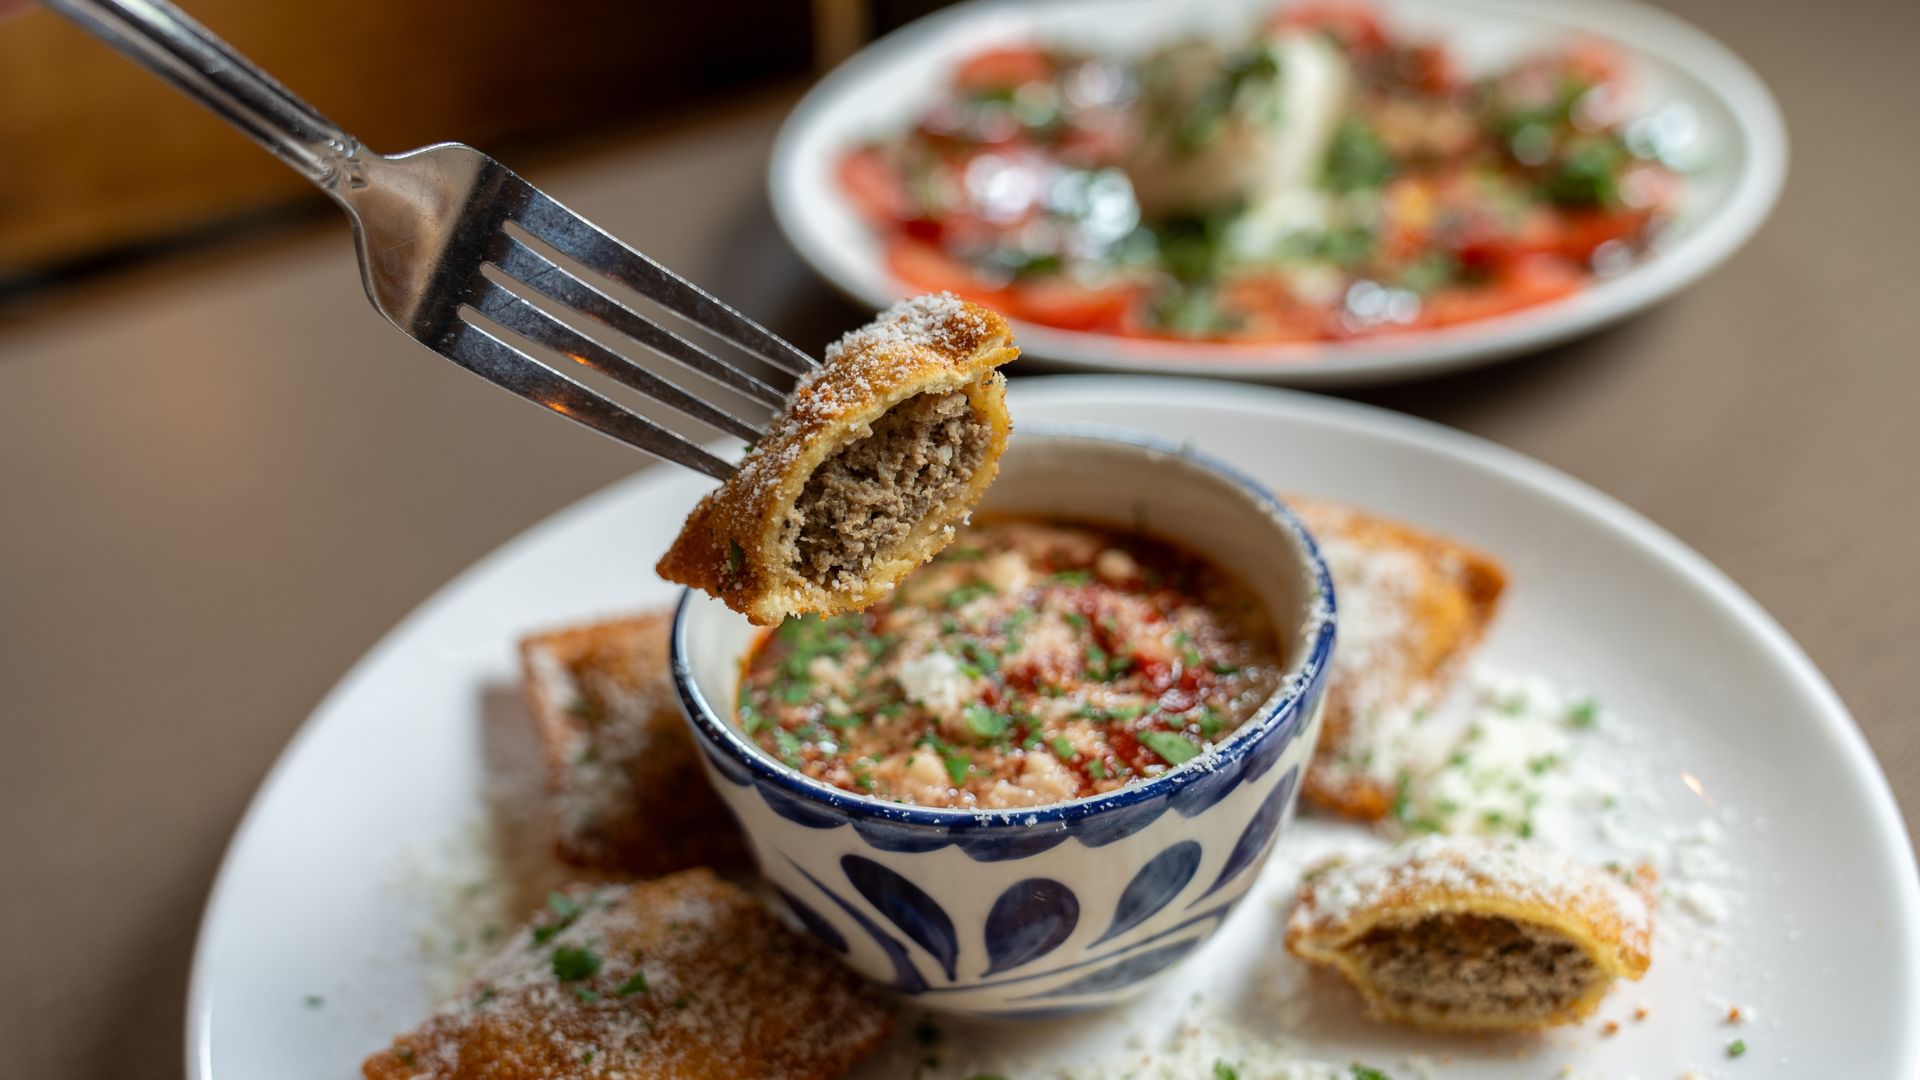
[44, 0, 362, 190]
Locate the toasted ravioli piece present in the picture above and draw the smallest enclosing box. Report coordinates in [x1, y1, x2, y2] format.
[364, 869, 891, 1080]
[520, 612, 746, 876]
[659, 294, 1018, 626]
[1285, 837, 1654, 1032]
[1290, 497, 1506, 820]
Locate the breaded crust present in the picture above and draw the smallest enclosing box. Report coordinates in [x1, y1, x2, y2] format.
[658, 294, 1018, 626]
[520, 612, 747, 876]
[363, 869, 892, 1080]
[1285, 837, 1654, 1032]
[1289, 496, 1506, 820]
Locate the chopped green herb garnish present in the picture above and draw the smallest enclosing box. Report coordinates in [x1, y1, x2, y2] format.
[945, 583, 997, 609]
[1543, 133, 1629, 206]
[614, 971, 649, 996]
[962, 641, 1001, 675]
[1002, 609, 1034, 650]
[532, 892, 584, 945]
[1727, 1038, 1747, 1058]
[1567, 698, 1599, 729]
[772, 728, 806, 765]
[551, 945, 602, 983]
[1324, 117, 1395, 193]
[1170, 630, 1202, 667]
[1399, 251, 1461, 294]
[1213, 1063, 1240, 1080]
[1389, 771, 1413, 824]
[1050, 736, 1077, 760]
[943, 749, 971, 785]
[1050, 570, 1092, 586]
[1139, 730, 1200, 766]
[1350, 1067, 1393, 1080]
[303, 994, 324, 1009]
[963, 703, 1009, 739]
[1088, 759, 1109, 781]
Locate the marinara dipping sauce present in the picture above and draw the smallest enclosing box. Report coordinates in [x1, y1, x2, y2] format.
[737, 517, 1285, 809]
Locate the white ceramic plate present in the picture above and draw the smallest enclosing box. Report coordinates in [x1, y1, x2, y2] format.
[187, 378, 1916, 1078]
[770, 0, 1786, 386]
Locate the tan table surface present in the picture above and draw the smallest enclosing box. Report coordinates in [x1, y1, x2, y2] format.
[2, 1, 1915, 1074]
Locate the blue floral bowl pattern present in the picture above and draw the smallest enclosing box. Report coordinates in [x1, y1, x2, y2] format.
[672, 425, 1334, 1016]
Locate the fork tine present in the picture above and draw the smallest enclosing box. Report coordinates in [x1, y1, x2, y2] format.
[511, 189, 818, 376]
[469, 280, 768, 443]
[439, 319, 736, 481]
[491, 235, 790, 410]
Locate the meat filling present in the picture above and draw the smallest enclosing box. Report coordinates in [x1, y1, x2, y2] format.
[1348, 914, 1601, 1020]
[784, 390, 990, 591]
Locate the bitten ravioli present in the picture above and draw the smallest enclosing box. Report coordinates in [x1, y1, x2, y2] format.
[658, 293, 1017, 625]
[1285, 836, 1653, 1032]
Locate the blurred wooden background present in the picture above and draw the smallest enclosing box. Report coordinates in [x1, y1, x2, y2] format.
[0, 0, 829, 286]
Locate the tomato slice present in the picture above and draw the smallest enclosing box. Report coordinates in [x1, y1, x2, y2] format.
[885, 239, 1007, 305]
[1558, 37, 1627, 92]
[1422, 256, 1583, 326]
[1005, 278, 1138, 332]
[953, 46, 1054, 93]
[836, 147, 911, 224]
[1274, 2, 1388, 54]
[1545, 209, 1651, 262]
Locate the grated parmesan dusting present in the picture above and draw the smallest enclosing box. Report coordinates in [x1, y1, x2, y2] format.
[1369, 664, 1614, 840]
[1291, 834, 1652, 944]
[791, 293, 990, 422]
[538, 652, 674, 855]
[1320, 534, 1429, 722]
[904, 1000, 1396, 1080]
[821, 292, 986, 368]
[519, 614, 747, 877]
[375, 874, 890, 1079]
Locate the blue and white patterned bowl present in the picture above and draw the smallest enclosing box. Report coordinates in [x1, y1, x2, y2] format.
[671, 425, 1334, 1016]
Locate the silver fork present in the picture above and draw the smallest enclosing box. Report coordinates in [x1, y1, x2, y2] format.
[46, 0, 815, 480]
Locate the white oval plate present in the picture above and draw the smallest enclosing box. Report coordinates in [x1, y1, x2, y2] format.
[188, 379, 1915, 1078]
[770, 0, 1786, 386]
